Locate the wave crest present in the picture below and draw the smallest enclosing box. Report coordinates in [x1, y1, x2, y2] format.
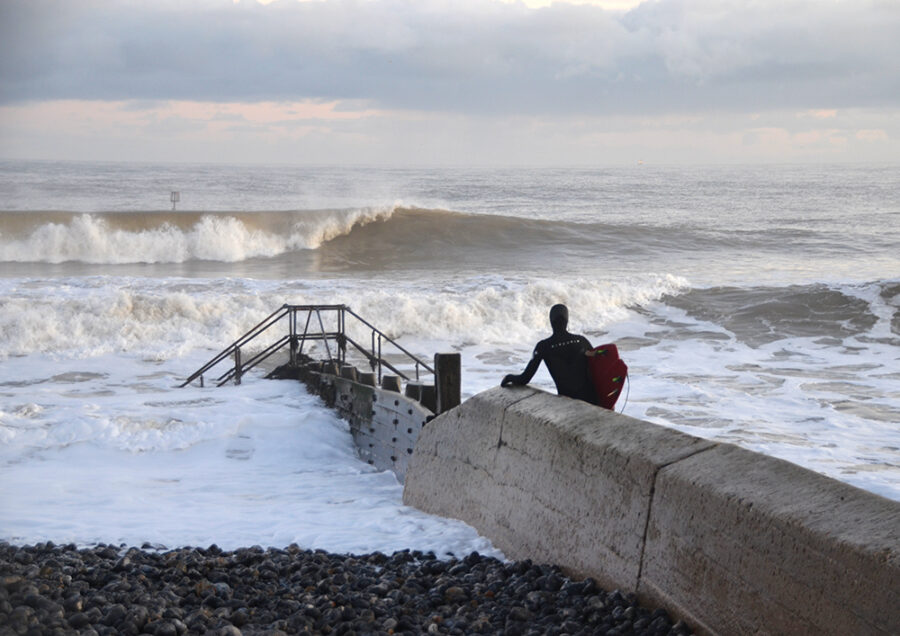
[0, 207, 398, 264]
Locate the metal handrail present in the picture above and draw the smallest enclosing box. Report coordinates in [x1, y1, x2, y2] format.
[180, 304, 434, 387]
[340, 306, 434, 377]
[179, 305, 289, 387]
[215, 334, 291, 386]
[344, 335, 415, 381]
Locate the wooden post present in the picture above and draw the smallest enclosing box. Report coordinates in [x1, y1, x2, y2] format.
[381, 375, 401, 392]
[420, 385, 437, 413]
[234, 347, 242, 385]
[435, 353, 461, 414]
[340, 365, 358, 382]
[405, 382, 422, 401]
[358, 371, 376, 387]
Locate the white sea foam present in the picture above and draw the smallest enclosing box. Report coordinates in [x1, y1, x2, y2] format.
[0, 353, 502, 555]
[0, 273, 688, 359]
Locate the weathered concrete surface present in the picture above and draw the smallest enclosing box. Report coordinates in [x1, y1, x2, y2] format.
[641, 443, 900, 636]
[403, 386, 533, 555]
[403, 386, 900, 636]
[403, 386, 714, 591]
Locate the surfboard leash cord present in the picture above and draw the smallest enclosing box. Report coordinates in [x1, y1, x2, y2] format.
[618, 374, 630, 414]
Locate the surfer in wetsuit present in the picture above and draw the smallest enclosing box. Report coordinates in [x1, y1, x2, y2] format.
[501, 304, 599, 405]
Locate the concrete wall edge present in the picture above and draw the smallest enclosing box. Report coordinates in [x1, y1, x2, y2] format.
[634, 444, 718, 590]
[403, 386, 900, 636]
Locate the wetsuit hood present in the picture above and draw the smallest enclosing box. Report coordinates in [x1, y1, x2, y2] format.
[549, 304, 569, 334]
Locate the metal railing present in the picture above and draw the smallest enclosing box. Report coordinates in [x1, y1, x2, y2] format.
[180, 304, 434, 388]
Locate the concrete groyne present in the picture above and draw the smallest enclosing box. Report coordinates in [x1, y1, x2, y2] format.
[403, 386, 900, 635]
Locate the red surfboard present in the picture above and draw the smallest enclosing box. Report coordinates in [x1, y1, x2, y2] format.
[589, 344, 628, 410]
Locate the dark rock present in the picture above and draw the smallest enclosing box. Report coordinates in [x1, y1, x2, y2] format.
[443, 586, 467, 602]
[63, 593, 83, 613]
[87, 594, 108, 609]
[128, 605, 149, 630]
[102, 603, 127, 626]
[68, 611, 91, 629]
[117, 619, 142, 635]
[13, 551, 33, 565]
[383, 617, 399, 631]
[10, 605, 36, 631]
[22, 593, 44, 609]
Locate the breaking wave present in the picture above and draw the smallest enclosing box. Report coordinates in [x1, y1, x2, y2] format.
[0, 207, 399, 264]
[0, 206, 832, 266]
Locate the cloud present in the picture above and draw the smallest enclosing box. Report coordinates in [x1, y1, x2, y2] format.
[2, 0, 898, 117]
[802, 109, 838, 120]
[855, 129, 888, 143]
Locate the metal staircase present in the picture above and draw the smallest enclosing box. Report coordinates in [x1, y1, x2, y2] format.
[180, 304, 434, 388]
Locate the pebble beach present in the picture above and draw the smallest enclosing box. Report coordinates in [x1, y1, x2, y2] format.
[1, 542, 693, 635]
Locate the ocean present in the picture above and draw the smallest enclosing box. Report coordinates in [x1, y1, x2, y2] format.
[1, 160, 898, 555]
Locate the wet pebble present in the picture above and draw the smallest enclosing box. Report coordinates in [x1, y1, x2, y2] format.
[0, 542, 694, 635]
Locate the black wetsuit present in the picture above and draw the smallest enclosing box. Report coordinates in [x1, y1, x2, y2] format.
[502, 329, 598, 405]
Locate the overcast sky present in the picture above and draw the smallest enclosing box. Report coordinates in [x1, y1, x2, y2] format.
[1, 0, 898, 166]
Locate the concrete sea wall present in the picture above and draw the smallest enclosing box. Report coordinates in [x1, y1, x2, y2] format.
[403, 386, 900, 635]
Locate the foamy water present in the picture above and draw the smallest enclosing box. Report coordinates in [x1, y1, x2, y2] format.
[0, 352, 499, 555]
[1, 161, 898, 553]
